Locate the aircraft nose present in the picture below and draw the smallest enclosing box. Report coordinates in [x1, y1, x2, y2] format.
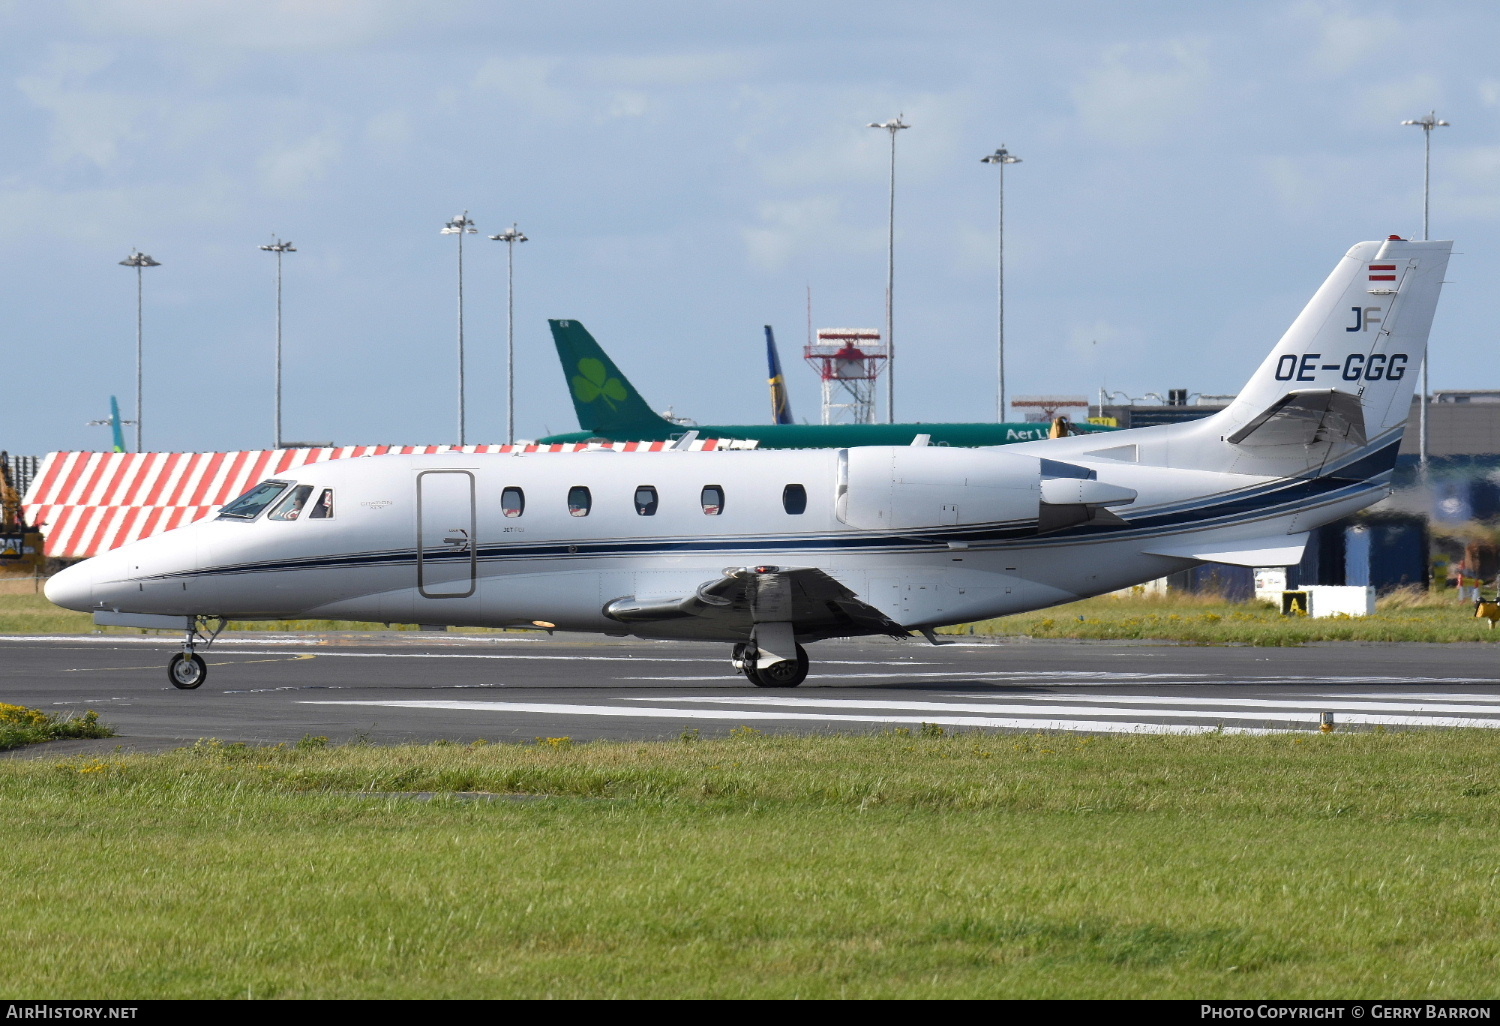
[44, 561, 94, 612]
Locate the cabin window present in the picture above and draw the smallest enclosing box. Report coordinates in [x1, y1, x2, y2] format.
[700, 485, 724, 515]
[217, 479, 290, 520]
[502, 487, 525, 518]
[634, 486, 658, 516]
[267, 484, 315, 522]
[782, 484, 807, 515]
[568, 486, 592, 517]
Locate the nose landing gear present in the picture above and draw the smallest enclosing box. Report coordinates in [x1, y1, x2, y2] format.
[168, 652, 207, 690]
[168, 616, 227, 690]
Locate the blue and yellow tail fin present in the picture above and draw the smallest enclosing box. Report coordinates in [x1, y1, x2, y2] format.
[766, 326, 794, 425]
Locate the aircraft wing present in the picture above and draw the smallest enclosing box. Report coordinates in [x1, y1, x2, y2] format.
[604, 565, 904, 640]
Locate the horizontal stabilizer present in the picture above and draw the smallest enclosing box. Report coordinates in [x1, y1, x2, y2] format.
[1226, 389, 1366, 448]
[1143, 533, 1309, 568]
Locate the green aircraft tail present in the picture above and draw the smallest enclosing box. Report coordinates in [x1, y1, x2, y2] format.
[548, 319, 672, 436]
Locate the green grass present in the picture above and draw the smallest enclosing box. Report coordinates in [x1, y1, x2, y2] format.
[946, 589, 1500, 645]
[5, 729, 1500, 998]
[0, 702, 113, 750]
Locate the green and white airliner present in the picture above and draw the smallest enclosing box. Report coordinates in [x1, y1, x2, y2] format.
[536, 320, 1115, 449]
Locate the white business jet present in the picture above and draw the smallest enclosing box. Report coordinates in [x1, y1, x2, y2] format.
[47, 237, 1450, 690]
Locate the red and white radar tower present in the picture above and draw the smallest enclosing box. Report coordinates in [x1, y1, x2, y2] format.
[804, 328, 887, 424]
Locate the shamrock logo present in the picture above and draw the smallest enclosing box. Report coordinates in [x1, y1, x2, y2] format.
[571, 358, 628, 410]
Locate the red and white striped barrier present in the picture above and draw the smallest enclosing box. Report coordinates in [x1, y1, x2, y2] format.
[23, 439, 752, 559]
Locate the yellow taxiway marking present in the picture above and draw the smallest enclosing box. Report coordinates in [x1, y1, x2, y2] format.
[64, 654, 318, 671]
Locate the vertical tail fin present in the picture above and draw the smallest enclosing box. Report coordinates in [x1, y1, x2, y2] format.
[1216, 237, 1452, 452]
[547, 320, 673, 436]
[108, 396, 126, 453]
[766, 325, 795, 425]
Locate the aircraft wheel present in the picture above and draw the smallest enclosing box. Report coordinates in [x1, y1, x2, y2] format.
[168, 652, 207, 690]
[748, 645, 808, 688]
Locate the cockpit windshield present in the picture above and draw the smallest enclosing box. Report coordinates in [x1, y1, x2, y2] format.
[267, 484, 315, 522]
[217, 480, 292, 520]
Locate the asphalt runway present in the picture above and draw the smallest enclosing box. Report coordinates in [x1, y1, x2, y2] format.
[5, 631, 1500, 754]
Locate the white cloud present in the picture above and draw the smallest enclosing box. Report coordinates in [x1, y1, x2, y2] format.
[1354, 73, 1444, 124]
[1296, 2, 1404, 76]
[605, 90, 649, 120]
[471, 56, 580, 121]
[363, 108, 413, 151]
[742, 195, 882, 273]
[1070, 40, 1212, 146]
[69, 0, 422, 49]
[258, 132, 341, 197]
[0, 176, 243, 245]
[736, 88, 970, 191]
[16, 43, 140, 168]
[1262, 154, 1337, 215]
[1441, 145, 1500, 221]
[587, 52, 757, 88]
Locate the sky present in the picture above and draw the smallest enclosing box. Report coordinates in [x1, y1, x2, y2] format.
[2, 0, 1498, 455]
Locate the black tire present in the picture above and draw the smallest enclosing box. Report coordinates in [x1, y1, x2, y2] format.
[168, 652, 207, 690]
[748, 644, 808, 688]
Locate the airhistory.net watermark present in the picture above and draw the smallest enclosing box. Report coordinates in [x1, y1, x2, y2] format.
[5, 1007, 137, 1019]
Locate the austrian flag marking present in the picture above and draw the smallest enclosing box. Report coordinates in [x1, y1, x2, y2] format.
[1369, 264, 1397, 281]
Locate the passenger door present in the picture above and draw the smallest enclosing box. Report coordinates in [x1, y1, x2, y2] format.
[417, 471, 476, 598]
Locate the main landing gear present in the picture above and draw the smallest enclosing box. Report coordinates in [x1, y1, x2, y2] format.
[731, 641, 810, 688]
[168, 616, 226, 690]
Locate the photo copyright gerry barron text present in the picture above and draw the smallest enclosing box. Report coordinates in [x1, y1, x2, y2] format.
[1202, 1007, 1492, 1020]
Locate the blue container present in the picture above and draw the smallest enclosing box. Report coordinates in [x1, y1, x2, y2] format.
[1345, 517, 1427, 592]
[1288, 523, 1347, 588]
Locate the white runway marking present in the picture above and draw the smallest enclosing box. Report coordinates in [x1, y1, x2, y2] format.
[937, 693, 1500, 715]
[297, 699, 1281, 735]
[619, 669, 1500, 686]
[623, 695, 1500, 729]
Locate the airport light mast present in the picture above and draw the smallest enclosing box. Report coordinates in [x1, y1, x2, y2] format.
[981, 145, 1022, 421]
[118, 250, 161, 453]
[868, 115, 909, 423]
[1402, 111, 1449, 474]
[488, 223, 528, 445]
[441, 212, 478, 446]
[258, 237, 296, 449]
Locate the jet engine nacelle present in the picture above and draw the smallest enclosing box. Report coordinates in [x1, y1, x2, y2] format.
[835, 446, 1042, 530]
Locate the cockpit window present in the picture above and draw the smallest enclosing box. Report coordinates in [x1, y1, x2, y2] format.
[267, 484, 315, 521]
[217, 479, 291, 520]
[308, 489, 334, 520]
